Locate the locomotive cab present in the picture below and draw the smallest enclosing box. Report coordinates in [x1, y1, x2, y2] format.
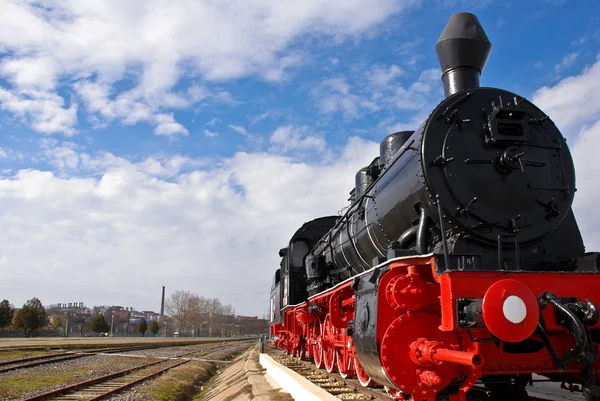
[269, 268, 282, 324]
[269, 217, 338, 336]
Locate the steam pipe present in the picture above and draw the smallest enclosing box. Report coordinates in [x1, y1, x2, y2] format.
[398, 226, 418, 249]
[434, 348, 484, 367]
[411, 339, 484, 367]
[416, 207, 429, 254]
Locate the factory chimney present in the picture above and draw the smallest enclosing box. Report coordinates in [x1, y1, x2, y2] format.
[435, 12, 492, 97]
[160, 286, 165, 316]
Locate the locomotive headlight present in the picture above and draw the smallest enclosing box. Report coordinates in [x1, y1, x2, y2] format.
[482, 279, 539, 343]
[502, 295, 527, 324]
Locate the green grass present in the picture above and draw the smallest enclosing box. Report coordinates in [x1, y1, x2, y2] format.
[192, 370, 219, 400]
[0, 349, 50, 361]
[0, 337, 251, 352]
[140, 362, 215, 401]
[0, 367, 89, 399]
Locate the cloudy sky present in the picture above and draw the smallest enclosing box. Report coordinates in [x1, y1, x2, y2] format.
[0, 0, 599, 317]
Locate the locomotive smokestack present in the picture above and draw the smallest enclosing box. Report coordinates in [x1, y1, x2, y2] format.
[435, 12, 492, 97]
[160, 286, 165, 316]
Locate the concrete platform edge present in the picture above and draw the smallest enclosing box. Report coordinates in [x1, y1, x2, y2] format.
[245, 346, 277, 401]
[259, 353, 340, 401]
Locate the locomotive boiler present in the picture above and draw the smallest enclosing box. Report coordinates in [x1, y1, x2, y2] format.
[269, 12, 600, 401]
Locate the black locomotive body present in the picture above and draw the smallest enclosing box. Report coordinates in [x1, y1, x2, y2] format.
[269, 12, 600, 401]
[270, 216, 338, 323]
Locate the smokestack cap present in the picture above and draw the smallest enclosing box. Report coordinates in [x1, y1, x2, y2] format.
[435, 12, 492, 77]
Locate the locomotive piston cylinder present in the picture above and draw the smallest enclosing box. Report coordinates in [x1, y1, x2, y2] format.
[410, 338, 484, 367]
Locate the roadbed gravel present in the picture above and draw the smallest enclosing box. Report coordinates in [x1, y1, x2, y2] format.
[106, 341, 255, 401]
[0, 353, 159, 400]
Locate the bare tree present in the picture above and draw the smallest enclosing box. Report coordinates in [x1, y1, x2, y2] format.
[222, 303, 235, 317]
[165, 290, 196, 335]
[206, 297, 223, 337]
[188, 295, 207, 336]
[166, 291, 244, 337]
[49, 314, 64, 331]
[222, 303, 235, 337]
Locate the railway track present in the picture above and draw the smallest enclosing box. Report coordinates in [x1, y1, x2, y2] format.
[0, 345, 161, 374]
[21, 358, 189, 401]
[270, 353, 391, 400]
[15, 343, 255, 401]
[0, 350, 69, 367]
[19, 341, 253, 401]
[107, 340, 255, 361]
[269, 351, 572, 401]
[0, 339, 253, 376]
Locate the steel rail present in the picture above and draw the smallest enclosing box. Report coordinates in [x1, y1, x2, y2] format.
[0, 344, 162, 374]
[20, 341, 253, 401]
[270, 352, 390, 400]
[0, 353, 89, 374]
[87, 360, 190, 401]
[0, 351, 68, 367]
[21, 358, 185, 401]
[268, 349, 568, 401]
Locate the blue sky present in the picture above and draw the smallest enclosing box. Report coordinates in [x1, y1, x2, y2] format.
[0, 0, 599, 316]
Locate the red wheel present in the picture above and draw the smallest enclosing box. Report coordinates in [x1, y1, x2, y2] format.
[305, 340, 313, 360]
[312, 322, 324, 369]
[385, 386, 409, 399]
[297, 346, 306, 360]
[354, 358, 373, 387]
[324, 345, 337, 373]
[336, 335, 355, 378]
[336, 349, 354, 378]
[322, 315, 337, 373]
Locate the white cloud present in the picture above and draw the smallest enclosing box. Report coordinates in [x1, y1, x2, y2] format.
[269, 125, 327, 155]
[313, 66, 441, 119]
[0, 0, 414, 135]
[571, 120, 600, 250]
[206, 118, 219, 126]
[554, 52, 579, 73]
[368, 64, 404, 87]
[204, 129, 218, 138]
[383, 68, 440, 110]
[378, 112, 427, 134]
[0, 87, 78, 135]
[73, 81, 219, 135]
[532, 54, 600, 251]
[312, 77, 380, 118]
[249, 112, 269, 126]
[228, 125, 248, 135]
[263, 53, 305, 82]
[0, 135, 378, 315]
[153, 113, 189, 136]
[211, 90, 239, 106]
[0, 56, 58, 90]
[532, 55, 600, 137]
[0, 147, 24, 161]
[396, 38, 423, 56]
[41, 141, 80, 171]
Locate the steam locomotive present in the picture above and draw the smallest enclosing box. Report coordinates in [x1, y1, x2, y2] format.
[269, 12, 600, 401]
